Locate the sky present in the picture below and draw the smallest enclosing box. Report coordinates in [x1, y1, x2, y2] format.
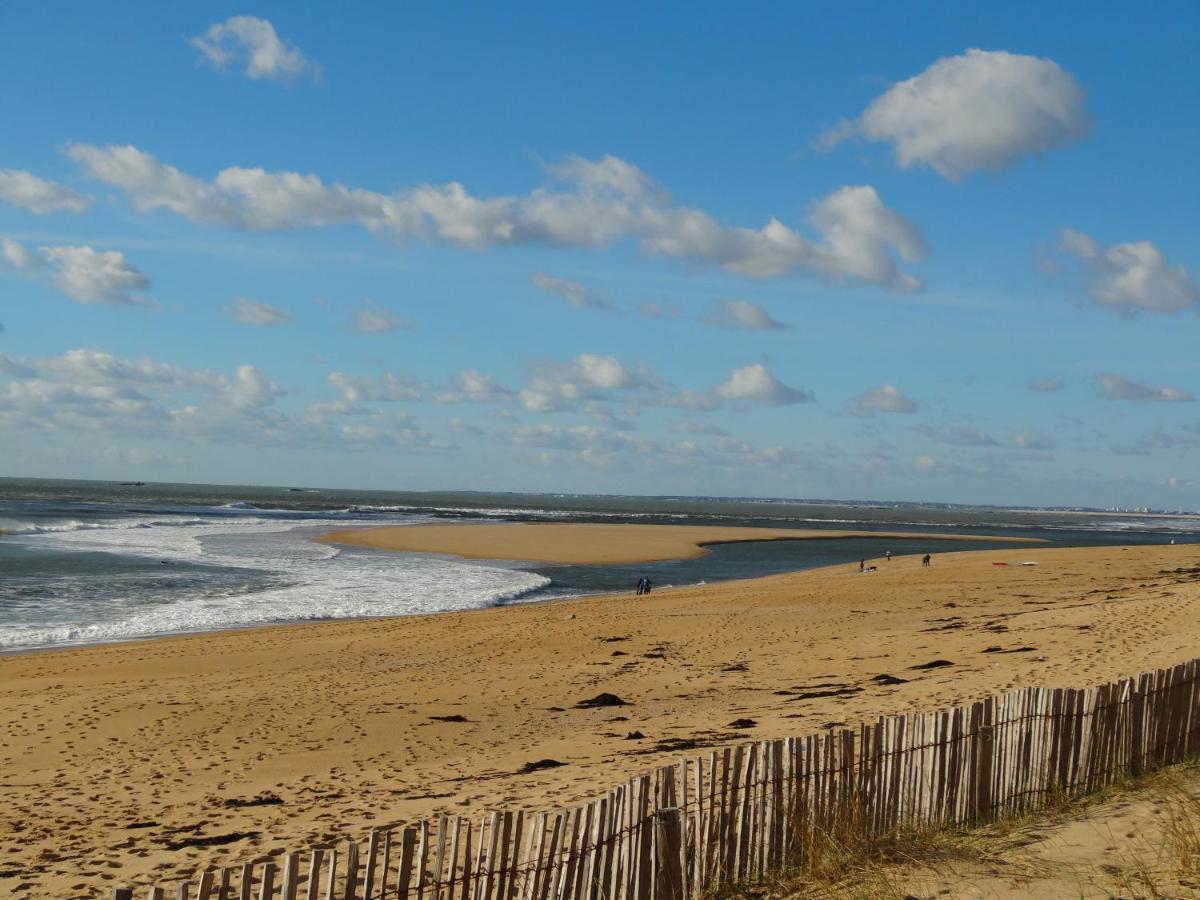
[1, 2, 1198, 508]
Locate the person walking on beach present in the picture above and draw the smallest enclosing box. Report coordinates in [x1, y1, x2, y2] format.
[643, 577, 652, 595]
[886, 550, 892, 562]
[922, 553, 931, 568]
[859, 559, 865, 573]
[635, 576, 646, 595]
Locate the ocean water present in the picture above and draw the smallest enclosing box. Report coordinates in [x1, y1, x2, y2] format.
[2, 477, 1197, 653]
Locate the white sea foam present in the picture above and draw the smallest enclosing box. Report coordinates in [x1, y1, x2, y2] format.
[0, 513, 550, 651]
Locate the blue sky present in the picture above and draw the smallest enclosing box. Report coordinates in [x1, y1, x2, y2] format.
[1, 2, 1198, 507]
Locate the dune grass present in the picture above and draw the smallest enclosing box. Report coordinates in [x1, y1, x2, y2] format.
[717, 761, 1200, 899]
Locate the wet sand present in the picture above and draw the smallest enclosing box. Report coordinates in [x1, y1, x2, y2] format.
[2, 541, 1199, 897]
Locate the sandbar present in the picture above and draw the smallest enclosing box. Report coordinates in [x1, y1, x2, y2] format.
[317, 521, 1037, 564]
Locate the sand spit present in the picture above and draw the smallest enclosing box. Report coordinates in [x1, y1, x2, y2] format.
[317, 521, 1037, 564]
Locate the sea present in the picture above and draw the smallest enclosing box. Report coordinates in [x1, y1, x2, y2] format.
[1, 476, 1198, 654]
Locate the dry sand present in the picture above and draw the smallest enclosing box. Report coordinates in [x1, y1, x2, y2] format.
[2, 533, 1199, 898]
[875, 765, 1200, 899]
[317, 521, 1033, 564]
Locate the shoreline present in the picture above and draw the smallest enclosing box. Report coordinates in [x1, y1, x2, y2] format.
[2, 523, 1038, 657]
[4, 542, 1200, 896]
[316, 521, 1040, 565]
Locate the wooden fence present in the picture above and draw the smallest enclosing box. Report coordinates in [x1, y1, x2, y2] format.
[114, 656, 1200, 900]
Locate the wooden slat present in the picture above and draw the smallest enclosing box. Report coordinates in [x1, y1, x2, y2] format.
[652, 809, 682, 900]
[306, 850, 325, 900]
[538, 812, 565, 900]
[343, 842, 360, 900]
[381, 832, 393, 900]
[432, 818, 449, 900]
[363, 831, 381, 900]
[594, 796, 614, 900]
[481, 811, 500, 900]
[325, 848, 339, 900]
[524, 813, 548, 900]
[241, 862, 256, 900]
[396, 828, 417, 900]
[506, 812, 525, 900]
[459, 821, 474, 900]
[280, 854, 299, 900]
[415, 822, 430, 900]
[490, 813, 511, 900]
[557, 808, 580, 900]
[692, 755, 707, 892]
[447, 820, 463, 900]
[258, 862, 276, 900]
[585, 798, 606, 900]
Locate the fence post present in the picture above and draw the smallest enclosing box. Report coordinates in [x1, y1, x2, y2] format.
[653, 809, 683, 900]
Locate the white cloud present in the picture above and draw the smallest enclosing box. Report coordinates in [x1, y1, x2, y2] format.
[328, 371, 423, 403]
[821, 49, 1090, 179]
[849, 384, 918, 416]
[805, 186, 926, 289]
[40, 245, 150, 305]
[0, 169, 91, 214]
[228, 365, 282, 408]
[42, 348, 222, 390]
[351, 301, 413, 333]
[435, 369, 514, 404]
[520, 354, 658, 412]
[0, 348, 443, 453]
[510, 356, 814, 414]
[0, 353, 36, 378]
[190, 16, 317, 83]
[230, 296, 291, 326]
[1096, 373, 1193, 403]
[67, 144, 241, 225]
[2, 237, 151, 306]
[531, 273, 612, 310]
[640, 184, 926, 287]
[701, 298, 788, 331]
[1, 236, 35, 269]
[1029, 377, 1064, 392]
[713, 364, 813, 406]
[1058, 228, 1197, 315]
[69, 144, 925, 289]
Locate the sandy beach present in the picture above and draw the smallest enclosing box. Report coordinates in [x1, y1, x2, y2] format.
[316, 521, 1035, 563]
[3, 529, 1200, 898]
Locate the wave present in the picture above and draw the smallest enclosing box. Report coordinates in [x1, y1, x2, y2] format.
[0, 515, 240, 536]
[0, 508, 553, 652]
[0, 570, 550, 651]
